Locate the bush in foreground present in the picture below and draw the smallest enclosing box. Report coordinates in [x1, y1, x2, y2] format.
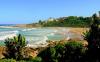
[4, 34, 26, 60]
[83, 12, 100, 62]
[38, 41, 87, 62]
[0, 57, 42, 62]
[0, 59, 16, 62]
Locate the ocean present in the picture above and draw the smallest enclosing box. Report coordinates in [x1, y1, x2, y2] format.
[0, 25, 83, 48]
[0, 26, 67, 47]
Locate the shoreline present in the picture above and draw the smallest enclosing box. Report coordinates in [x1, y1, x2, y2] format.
[0, 27, 88, 48]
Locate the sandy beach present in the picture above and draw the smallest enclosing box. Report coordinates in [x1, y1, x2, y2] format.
[69, 27, 89, 35]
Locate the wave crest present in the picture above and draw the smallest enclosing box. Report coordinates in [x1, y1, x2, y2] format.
[0, 31, 18, 40]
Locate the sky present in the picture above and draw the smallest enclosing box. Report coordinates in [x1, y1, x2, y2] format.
[0, 0, 100, 24]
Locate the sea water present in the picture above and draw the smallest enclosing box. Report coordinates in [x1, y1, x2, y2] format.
[0, 26, 66, 46]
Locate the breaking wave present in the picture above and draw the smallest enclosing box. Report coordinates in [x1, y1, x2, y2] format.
[26, 36, 48, 48]
[22, 28, 36, 31]
[0, 31, 19, 40]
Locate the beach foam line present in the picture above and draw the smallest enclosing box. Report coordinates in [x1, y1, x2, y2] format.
[0, 26, 18, 28]
[47, 33, 55, 36]
[54, 30, 58, 32]
[26, 43, 48, 48]
[32, 36, 48, 44]
[22, 28, 36, 31]
[0, 31, 19, 36]
[0, 31, 18, 40]
[26, 36, 48, 48]
[0, 34, 17, 40]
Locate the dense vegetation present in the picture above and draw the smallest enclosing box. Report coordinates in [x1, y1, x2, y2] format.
[38, 41, 87, 62]
[3, 34, 42, 62]
[83, 13, 100, 62]
[4, 34, 26, 60]
[45, 17, 91, 27]
[35, 16, 92, 27]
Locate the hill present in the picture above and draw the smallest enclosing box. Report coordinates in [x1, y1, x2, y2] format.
[29, 16, 93, 27]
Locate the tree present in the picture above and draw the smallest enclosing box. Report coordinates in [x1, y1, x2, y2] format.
[39, 20, 42, 24]
[84, 12, 100, 62]
[4, 34, 26, 60]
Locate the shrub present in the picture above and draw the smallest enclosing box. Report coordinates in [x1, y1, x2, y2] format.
[18, 57, 42, 62]
[0, 59, 16, 62]
[38, 41, 86, 62]
[39, 47, 57, 62]
[83, 31, 90, 40]
[54, 44, 65, 61]
[0, 58, 42, 62]
[32, 57, 42, 62]
[64, 41, 85, 62]
[4, 34, 26, 60]
[65, 41, 83, 50]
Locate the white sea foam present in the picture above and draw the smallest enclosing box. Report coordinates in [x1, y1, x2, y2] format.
[34, 36, 48, 44]
[26, 43, 48, 48]
[22, 28, 36, 31]
[48, 33, 55, 36]
[0, 34, 17, 40]
[0, 31, 18, 35]
[26, 36, 48, 48]
[54, 30, 58, 32]
[47, 30, 58, 36]
[0, 26, 18, 28]
[0, 31, 18, 40]
[62, 28, 70, 32]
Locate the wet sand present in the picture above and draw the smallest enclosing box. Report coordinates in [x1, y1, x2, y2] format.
[69, 27, 89, 35]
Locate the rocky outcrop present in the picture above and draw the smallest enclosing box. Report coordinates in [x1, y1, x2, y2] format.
[0, 46, 39, 59]
[0, 46, 6, 59]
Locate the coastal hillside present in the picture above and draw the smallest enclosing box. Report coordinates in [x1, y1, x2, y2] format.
[15, 11, 100, 28]
[29, 14, 100, 27]
[40, 16, 92, 27]
[14, 16, 92, 28]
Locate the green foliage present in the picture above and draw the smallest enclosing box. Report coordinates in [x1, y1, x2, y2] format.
[83, 12, 100, 62]
[64, 41, 85, 62]
[39, 47, 57, 62]
[31, 57, 42, 62]
[83, 31, 90, 40]
[38, 41, 86, 62]
[18, 57, 42, 62]
[0, 59, 16, 62]
[65, 41, 83, 49]
[0, 58, 42, 62]
[38, 16, 92, 27]
[4, 34, 26, 60]
[84, 13, 100, 48]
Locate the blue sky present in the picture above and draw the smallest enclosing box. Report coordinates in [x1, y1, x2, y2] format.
[0, 0, 100, 24]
